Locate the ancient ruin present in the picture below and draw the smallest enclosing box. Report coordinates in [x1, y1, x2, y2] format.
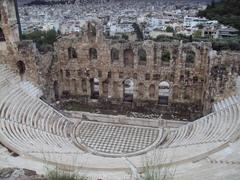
[0, 1, 240, 179]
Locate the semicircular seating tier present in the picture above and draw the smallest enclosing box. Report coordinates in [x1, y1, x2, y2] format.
[0, 64, 240, 179]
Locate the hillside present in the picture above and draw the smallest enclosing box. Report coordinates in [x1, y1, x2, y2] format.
[198, 0, 240, 31]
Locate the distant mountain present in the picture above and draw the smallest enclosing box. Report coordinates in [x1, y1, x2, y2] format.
[198, 0, 240, 31]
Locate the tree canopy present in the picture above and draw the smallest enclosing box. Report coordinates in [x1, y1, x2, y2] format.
[198, 0, 240, 31]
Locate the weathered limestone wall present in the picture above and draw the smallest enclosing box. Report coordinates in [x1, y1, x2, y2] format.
[0, 1, 239, 120]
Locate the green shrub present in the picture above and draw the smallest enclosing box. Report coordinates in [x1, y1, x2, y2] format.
[45, 170, 87, 180]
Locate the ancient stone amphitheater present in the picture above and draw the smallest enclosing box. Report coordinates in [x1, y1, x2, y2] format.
[0, 64, 240, 179]
[0, 0, 240, 179]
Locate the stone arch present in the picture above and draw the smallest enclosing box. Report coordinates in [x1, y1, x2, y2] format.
[186, 50, 196, 63]
[68, 47, 77, 59]
[16, 61, 26, 75]
[87, 22, 97, 42]
[72, 79, 77, 94]
[123, 79, 134, 102]
[124, 49, 134, 68]
[138, 83, 145, 97]
[66, 70, 70, 78]
[89, 48, 97, 60]
[82, 79, 87, 93]
[111, 48, 119, 62]
[102, 80, 109, 97]
[138, 48, 147, 65]
[113, 81, 119, 98]
[193, 76, 198, 83]
[149, 84, 155, 98]
[53, 81, 59, 100]
[158, 81, 170, 105]
[90, 78, 99, 99]
[161, 50, 171, 63]
[60, 69, 63, 81]
[0, 28, 5, 41]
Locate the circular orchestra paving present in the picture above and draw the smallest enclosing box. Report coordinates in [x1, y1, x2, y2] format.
[73, 121, 164, 157]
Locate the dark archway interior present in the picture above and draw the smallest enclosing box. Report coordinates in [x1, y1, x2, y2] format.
[16, 61, 26, 75]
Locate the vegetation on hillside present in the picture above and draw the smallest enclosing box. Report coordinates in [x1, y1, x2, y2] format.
[22, 29, 58, 53]
[198, 0, 240, 31]
[45, 170, 87, 180]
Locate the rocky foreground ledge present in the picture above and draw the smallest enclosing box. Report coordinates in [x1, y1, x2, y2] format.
[0, 168, 44, 180]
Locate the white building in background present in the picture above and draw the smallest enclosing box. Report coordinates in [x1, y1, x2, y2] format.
[184, 16, 208, 28]
[42, 21, 60, 31]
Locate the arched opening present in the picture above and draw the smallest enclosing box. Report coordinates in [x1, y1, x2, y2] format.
[0, 28, 5, 41]
[161, 50, 171, 64]
[16, 61, 26, 75]
[66, 70, 70, 78]
[89, 48, 97, 61]
[138, 48, 147, 65]
[60, 69, 63, 81]
[158, 81, 170, 105]
[72, 79, 77, 94]
[68, 47, 77, 59]
[186, 50, 196, 64]
[102, 80, 109, 97]
[149, 84, 155, 98]
[111, 48, 119, 62]
[138, 83, 144, 97]
[53, 81, 59, 100]
[123, 79, 134, 102]
[90, 78, 99, 99]
[124, 49, 134, 68]
[113, 81, 119, 98]
[87, 23, 96, 42]
[82, 79, 87, 93]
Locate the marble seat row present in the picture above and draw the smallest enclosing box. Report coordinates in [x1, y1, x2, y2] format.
[162, 101, 240, 148]
[213, 95, 239, 112]
[0, 64, 240, 176]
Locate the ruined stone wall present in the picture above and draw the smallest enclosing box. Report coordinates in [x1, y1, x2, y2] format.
[208, 51, 240, 101]
[0, 0, 239, 120]
[45, 22, 215, 120]
[0, 0, 41, 86]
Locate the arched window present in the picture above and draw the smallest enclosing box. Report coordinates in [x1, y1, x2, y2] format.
[123, 79, 134, 102]
[53, 81, 59, 100]
[186, 50, 196, 63]
[193, 76, 198, 84]
[82, 79, 87, 93]
[16, 61, 26, 75]
[68, 47, 77, 59]
[0, 28, 5, 42]
[89, 48, 97, 60]
[102, 80, 108, 97]
[158, 81, 170, 105]
[161, 50, 171, 62]
[66, 70, 70, 78]
[90, 78, 99, 99]
[88, 23, 96, 41]
[72, 79, 77, 93]
[124, 49, 134, 68]
[138, 48, 147, 65]
[138, 83, 144, 97]
[149, 84, 155, 98]
[113, 81, 119, 98]
[60, 69, 63, 81]
[111, 48, 119, 62]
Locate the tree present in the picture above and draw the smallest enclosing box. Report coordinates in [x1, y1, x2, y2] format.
[192, 30, 202, 39]
[22, 29, 57, 52]
[198, 0, 240, 31]
[132, 23, 144, 41]
[166, 26, 174, 33]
